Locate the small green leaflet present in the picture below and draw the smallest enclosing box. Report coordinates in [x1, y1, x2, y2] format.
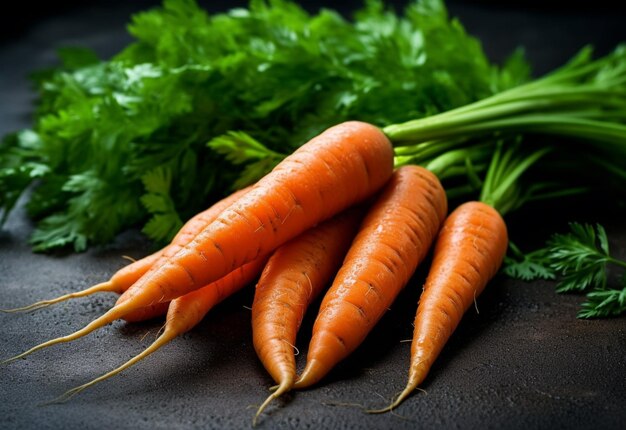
[504, 222, 626, 318]
[502, 242, 555, 281]
[578, 283, 626, 318]
[140, 167, 183, 243]
[547, 223, 611, 293]
[208, 131, 285, 189]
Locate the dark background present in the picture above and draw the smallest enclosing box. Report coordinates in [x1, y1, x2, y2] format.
[2, 0, 626, 69]
[1, 1, 625, 429]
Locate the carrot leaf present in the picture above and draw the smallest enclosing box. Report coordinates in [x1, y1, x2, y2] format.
[548, 223, 612, 293]
[140, 167, 183, 244]
[502, 242, 555, 281]
[504, 222, 626, 318]
[208, 131, 285, 189]
[578, 283, 626, 319]
[2, 0, 512, 251]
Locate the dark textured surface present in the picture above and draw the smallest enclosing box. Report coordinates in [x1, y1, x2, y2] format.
[1, 2, 625, 429]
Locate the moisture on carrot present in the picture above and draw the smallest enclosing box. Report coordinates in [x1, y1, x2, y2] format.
[1, 187, 251, 313]
[49, 256, 268, 403]
[252, 207, 364, 424]
[1, 121, 393, 363]
[371, 201, 508, 412]
[294, 165, 447, 389]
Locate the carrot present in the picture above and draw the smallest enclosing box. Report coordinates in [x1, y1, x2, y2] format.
[1, 121, 393, 363]
[293, 165, 447, 389]
[118, 300, 169, 323]
[48, 256, 268, 403]
[1, 186, 250, 313]
[371, 201, 508, 412]
[251, 207, 364, 424]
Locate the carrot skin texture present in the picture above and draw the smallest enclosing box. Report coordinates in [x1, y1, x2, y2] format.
[120, 121, 394, 310]
[410, 202, 508, 387]
[252, 208, 364, 392]
[165, 255, 268, 334]
[118, 187, 251, 322]
[106, 252, 161, 294]
[294, 165, 447, 388]
[112, 186, 245, 295]
[119, 301, 169, 323]
[374, 201, 508, 412]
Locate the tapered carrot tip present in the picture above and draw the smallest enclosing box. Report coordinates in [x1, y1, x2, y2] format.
[368, 356, 430, 413]
[43, 329, 178, 405]
[252, 378, 294, 427]
[367, 382, 424, 414]
[0, 281, 116, 313]
[293, 358, 326, 389]
[42, 384, 91, 406]
[1, 304, 125, 365]
[1, 332, 81, 365]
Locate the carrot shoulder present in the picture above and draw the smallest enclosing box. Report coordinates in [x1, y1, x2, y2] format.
[252, 207, 364, 423]
[294, 165, 447, 389]
[373, 201, 508, 412]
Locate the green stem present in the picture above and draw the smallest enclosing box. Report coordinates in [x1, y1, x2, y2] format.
[423, 144, 490, 178]
[392, 115, 626, 151]
[608, 258, 626, 269]
[389, 89, 622, 137]
[383, 46, 626, 153]
[392, 139, 466, 166]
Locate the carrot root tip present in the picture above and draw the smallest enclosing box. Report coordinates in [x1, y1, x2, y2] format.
[121, 255, 137, 263]
[0, 303, 51, 313]
[252, 381, 293, 427]
[2, 305, 122, 364]
[0, 281, 116, 314]
[40, 385, 87, 406]
[1, 338, 69, 365]
[366, 384, 426, 414]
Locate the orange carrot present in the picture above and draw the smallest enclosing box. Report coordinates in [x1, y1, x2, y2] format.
[1, 121, 393, 363]
[1, 187, 250, 314]
[49, 256, 268, 403]
[294, 165, 447, 389]
[252, 207, 364, 423]
[119, 301, 169, 323]
[371, 201, 508, 412]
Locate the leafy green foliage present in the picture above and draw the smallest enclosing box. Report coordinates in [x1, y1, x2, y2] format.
[140, 167, 183, 243]
[208, 131, 285, 189]
[504, 223, 626, 318]
[547, 223, 611, 293]
[578, 283, 626, 318]
[0, 131, 50, 224]
[503, 242, 555, 281]
[1, 0, 519, 251]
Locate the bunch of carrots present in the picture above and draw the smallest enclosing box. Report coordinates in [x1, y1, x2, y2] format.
[1, 120, 509, 422]
[3, 42, 626, 424]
